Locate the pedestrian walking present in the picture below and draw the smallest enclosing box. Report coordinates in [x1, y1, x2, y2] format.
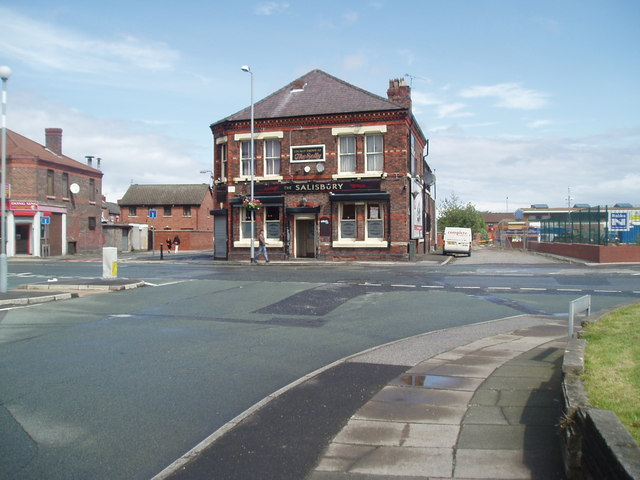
[173, 235, 180, 253]
[255, 229, 269, 263]
[166, 237, 172, 253]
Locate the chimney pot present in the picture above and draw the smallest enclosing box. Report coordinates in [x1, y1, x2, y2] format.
[45, 128, 63, 155]
[387, 78, 412, 110]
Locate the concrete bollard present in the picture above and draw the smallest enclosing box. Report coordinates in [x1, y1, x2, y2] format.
[102, 247, 118, 279]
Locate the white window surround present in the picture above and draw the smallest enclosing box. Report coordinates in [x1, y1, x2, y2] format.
[234, 132, 284, 141]
[233, 175, 284, 182]
[332, 125, 387, 136]
[333, 238, 388, 248]
[216, 136, 228, 144]
[332, 172, 388, 180]
[335, 202, 387, 247]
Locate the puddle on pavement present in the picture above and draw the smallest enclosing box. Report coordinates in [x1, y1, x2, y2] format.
[399, 374, 466, 389]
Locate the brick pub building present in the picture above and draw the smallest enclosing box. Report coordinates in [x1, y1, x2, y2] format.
[210, 70, 435, 261]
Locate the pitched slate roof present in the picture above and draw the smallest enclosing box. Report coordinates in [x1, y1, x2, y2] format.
[118, 184, 211, 206]
[4, 129, 102, 175]
[215, 69, 405, 125]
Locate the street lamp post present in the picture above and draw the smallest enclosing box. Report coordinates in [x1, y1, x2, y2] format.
[0, 66, 12, 293]
[241, 65, 255, 263]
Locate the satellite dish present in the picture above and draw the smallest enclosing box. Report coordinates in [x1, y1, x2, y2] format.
[316, 163, 325, 173]
[70, 183, 80, 194]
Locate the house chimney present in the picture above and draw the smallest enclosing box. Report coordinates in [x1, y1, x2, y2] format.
[45, 128, 63, 155]
[85, 155, 94, 167]
[387, 78, 412, 110]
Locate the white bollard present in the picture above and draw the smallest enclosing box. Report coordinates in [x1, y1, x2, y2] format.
[102, 247, 118, 279]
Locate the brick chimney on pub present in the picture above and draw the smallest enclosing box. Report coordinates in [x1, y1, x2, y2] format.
[387, 78, 412, 110]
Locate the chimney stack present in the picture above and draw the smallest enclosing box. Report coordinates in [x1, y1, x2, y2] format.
[45, 128, 63, 156]
[85, 155, 94, 167]
[387, 78, 412, 110]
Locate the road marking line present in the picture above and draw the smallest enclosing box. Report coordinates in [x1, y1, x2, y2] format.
[594, 289, 620, 293]
[421, 285, 444, 289]
[520, 287, 547, 291]
[487, 287, 512, 290]
[557, 288, 582, 292]
[391, 284, 416, 288]
[454, 286, 481, 289]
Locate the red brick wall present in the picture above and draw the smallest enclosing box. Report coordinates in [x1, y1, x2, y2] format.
[528, 241, 640, 263]
[8, 158, 104, 253]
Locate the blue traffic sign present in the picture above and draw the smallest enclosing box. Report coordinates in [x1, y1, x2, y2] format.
[149, 209, 157, 218]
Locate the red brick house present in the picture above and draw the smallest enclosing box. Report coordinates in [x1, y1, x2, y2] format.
[3, 128, 103, 256]
[209, 70, 435, 261]
[118, 184, 214, 251]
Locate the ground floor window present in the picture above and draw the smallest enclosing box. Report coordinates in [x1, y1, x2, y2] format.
[238, 206, 282, 244]
[265, 206, 281, 239]
[367, 203, 384, 238]
[337, 202, 385, 243]
[241, 208, 253, 239]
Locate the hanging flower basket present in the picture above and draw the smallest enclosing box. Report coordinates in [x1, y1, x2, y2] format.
[243, 198, 262, 211]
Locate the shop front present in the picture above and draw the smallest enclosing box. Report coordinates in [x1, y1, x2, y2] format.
[224, 179, 404, 261]
[5, 201, 67, 256]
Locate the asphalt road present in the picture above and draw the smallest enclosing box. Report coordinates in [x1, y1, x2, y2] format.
[0, 248, 638, 479]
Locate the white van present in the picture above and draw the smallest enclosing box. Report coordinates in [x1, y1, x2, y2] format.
[442, 227, 472, 256]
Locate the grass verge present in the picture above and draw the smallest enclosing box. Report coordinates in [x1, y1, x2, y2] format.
[581, 303, 640, 444]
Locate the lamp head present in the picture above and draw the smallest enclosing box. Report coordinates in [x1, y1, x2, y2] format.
[0, 66, 11, 81]
[240, 65, 250, 73]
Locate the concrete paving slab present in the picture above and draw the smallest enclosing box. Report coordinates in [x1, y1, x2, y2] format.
[332, 419, 460, 448]
[348, 446, 453, 478]
[371, 385, 474, 406]
[407, 362, 499, 378]
[454, 448, 564, 479]
[457, 424, 560, 450]
[354, 402, 467, 424]
[394, 373, 485, 391]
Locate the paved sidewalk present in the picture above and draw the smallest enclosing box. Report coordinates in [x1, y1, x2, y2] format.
[310, 323, 566, 479]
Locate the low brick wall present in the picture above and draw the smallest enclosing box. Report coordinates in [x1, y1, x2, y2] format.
[529, 241, 640, 263]
[561, 314, 640, 479]
[154, 230, 213, 251]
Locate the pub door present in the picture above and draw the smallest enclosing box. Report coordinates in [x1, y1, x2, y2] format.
[295, 218, 316, 258]
[213, 212, 228, 259]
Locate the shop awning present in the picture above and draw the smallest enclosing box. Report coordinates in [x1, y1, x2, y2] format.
[329, 192, 390, 202]
[286, 206, 321, 214]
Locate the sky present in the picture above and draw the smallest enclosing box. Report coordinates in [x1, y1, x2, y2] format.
[0, 0, 638, 212]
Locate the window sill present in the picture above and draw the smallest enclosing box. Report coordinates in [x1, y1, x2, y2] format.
[233, 175, 284, 183]
[333, 240, 388, 248]
[234, 240, 283, 248]
[332, 172, 387, 180]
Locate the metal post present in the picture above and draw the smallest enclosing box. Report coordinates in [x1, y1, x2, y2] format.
[0, 66, 12, 293]
[241, 66, 255, 263]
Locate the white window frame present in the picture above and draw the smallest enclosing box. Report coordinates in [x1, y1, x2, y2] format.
[240, 140, 252, 177]
[264, 139, 280, 176]
[235, 206, 284, 247]
[219, 142, 227, 181]
[334, 202, 387, 247]
[338, 136, 356, 173]
[365, 134, 383, 173]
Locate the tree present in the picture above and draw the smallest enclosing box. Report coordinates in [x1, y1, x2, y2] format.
[437, 193, 486, 233]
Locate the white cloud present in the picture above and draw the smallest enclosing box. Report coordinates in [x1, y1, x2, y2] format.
[342, 53, 368, 71]
[527, 119, 552, 129]
[429, 129, 640, 211]
[0, 7, 180, 75]
[10, 92, 209, 202]
[254, 2, 290, 15]
[459, 83, 549, 110]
